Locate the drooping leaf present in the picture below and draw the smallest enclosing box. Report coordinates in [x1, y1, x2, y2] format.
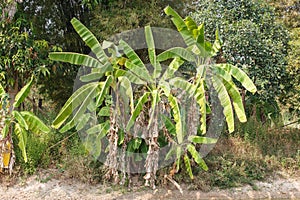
[161, 114, 176, 136]
[184, 153, 194, 179]
[71, 18, 108, 64]
[52, 82, 99, 129]
[118, 129, 125, 145]
[157, 47, 195, 62]
[12, 110, 28, 130]
[212, 76, 235, 133]
[126, 92, 150, 131]
[66, 83, 100, 131]
[217, 64, 257, 94]
[14, 123, 27, 162]
[86, 120, 109, 136]
[159, 80, 171, 96]
[222, 78, 247, 123]
[194, 79, 206, 134]
[187, 144, 208, 171]
[94, 133, 103, 159]
[124, 60, 153, 83]
[13, 76, 33, 108]
[165, 146, 176, 160]
[2, 123, 9, 138]
[176, 146, 182, 171]
[84, 121, 109, 158]
[213, 66, 232, 82]
[75, 113, 91, 131]
[21, 111, 51, 134]
[148, 89, 159, 129]
[169, 77, 196, 97]
[168, 94, 184, 144]
[84, 122, 109, 159]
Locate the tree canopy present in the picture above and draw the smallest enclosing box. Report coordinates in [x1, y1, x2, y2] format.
[190, 0, 290, 118]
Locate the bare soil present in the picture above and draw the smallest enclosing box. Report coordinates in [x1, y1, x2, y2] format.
[0, 169, 299, 200]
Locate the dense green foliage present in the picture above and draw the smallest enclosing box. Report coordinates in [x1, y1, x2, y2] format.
[268, 0, 300, 116]
[0, 15, 51, 98]
[190, 0, 290, 119]
[16, 0, 96, 107]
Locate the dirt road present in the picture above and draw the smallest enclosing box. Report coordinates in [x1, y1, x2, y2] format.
[0, 171, 299, 199]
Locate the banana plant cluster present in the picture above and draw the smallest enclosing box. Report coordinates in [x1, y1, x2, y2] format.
[49, 6, 257, 187]
[0, 77, 51, 175]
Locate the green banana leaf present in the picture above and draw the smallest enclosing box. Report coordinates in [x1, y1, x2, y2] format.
[20, 111, 51, 134]
[52, 82, 99, 129]
[145, 26, 162, 78]
[71, 18, 108, 64]
[13, 76, 33, 108]
[168, 94, 184, 144]
[211, 76, 235, 133]
[12, 110, 28, 130]
[14, 123, 27, 162]
[187, 144, 208, 171]
[126, 92, 150, 131]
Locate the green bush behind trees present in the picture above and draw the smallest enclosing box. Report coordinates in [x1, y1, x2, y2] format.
[190, 0, 290, 120]
[268, 0, 300, 116]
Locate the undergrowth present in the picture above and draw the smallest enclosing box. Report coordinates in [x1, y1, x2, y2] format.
[10, 116, 300, 191]
[178, 117, 300, 191]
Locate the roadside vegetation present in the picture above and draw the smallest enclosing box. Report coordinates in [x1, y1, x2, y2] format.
[0, 0, 299, 192]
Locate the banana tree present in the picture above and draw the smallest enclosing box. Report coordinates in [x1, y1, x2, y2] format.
[118, 25, 225, 187]
[49, 8, 257, 186]
[161, 6, 257, 179]
[0, 77, 51, 175]
[49, 18, 139, 184]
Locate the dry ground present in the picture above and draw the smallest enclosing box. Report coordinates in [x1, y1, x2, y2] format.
[0, 169, 299, 200]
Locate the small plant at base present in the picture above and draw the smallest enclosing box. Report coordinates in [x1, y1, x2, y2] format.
[0, 77, 51, 175]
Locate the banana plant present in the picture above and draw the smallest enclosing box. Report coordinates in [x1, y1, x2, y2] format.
[164, 6, 257, 133]
[162, 6, 257, 179]
[118, 25, 222, 186]
[49, 18, 139, 184]
[0, 77, 51, 175]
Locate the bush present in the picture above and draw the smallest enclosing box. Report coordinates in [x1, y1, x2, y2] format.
[191, 0, 290, 119]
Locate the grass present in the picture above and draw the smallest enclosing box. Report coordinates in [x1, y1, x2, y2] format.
[7, 113, 300, 191]
[176, 117, 300, 191]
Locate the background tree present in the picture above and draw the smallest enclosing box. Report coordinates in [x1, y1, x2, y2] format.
[190, 0, 290, 120]
[267, 0, 300, 116]
[89, 0, 192, 41]
[16, 0, 96, 108]
[0, 1, 51, 111]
